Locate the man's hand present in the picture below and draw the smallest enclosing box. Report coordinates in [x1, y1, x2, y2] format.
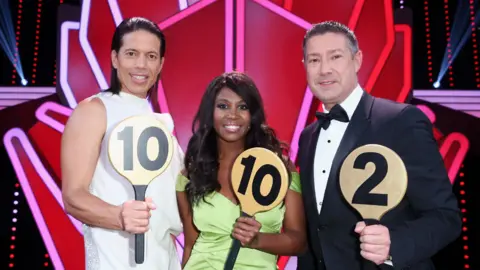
[120, 197, 156, 234]
[355, 221, 391, 265]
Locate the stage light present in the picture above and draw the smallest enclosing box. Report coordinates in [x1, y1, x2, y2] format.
[21, 79, 27, 85]
[433, 81, 440, 88]
[1, 0, 26, 85]
[443, 0, 454, 88]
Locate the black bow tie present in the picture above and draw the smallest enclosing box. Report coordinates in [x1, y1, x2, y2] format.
[315, 104, 350, 130]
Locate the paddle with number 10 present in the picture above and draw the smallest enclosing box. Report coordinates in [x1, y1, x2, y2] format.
[223, 147, 289, 270]
[339, 144, 407, 270]
[108, 115, 173, 264]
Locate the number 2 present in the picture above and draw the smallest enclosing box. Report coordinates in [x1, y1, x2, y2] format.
[352, 152, 388, 206]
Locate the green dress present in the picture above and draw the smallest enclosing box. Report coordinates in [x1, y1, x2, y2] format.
[176, 172, 301, 269]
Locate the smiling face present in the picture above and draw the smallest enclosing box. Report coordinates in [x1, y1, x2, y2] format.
[111, 29, 164, 98]
[304, 32, 363, 109]
[213, 87, 251, 144]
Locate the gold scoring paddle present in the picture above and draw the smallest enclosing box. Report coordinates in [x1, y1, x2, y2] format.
[339, 144, 407, 270]
[108, 115, 173, 264]
[223, 147, 290, 270]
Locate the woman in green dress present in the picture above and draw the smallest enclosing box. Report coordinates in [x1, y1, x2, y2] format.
[176, 71, 306, 269]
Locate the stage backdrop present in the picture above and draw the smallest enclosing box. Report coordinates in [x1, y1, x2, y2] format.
[0, 0, 474, 269]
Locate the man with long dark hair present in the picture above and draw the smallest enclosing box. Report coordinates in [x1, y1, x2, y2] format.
[61, 17, 183, 269]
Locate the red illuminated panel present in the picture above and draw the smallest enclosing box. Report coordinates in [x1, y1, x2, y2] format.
[243, 0, 309, 143]
[440, 133, 470, 184]
[286, 0, 359, 27]
[354, 0, 394, 91]
[83, 0, 116, 85]
[28, 123, 63, 185]
[370, 25, 412, 103]
[117, 0, 179, 23]
[159, 0, 227, 148]
[4, 129, 84, 270]
[65, 28, 100, 104]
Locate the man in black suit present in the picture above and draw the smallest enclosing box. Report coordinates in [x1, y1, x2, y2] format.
[296, 21, 461, 270]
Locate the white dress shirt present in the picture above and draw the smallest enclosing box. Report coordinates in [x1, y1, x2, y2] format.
[312, 85, 393, 266]
[313, 84, 363, 213]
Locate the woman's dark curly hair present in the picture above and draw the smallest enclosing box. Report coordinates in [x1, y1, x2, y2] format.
[184, 71, 290, 206]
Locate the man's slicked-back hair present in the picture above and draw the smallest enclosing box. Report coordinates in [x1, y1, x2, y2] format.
[302, 21, 359, 58]
[106, 17, 166, 96]
[104, 17, 165, 112]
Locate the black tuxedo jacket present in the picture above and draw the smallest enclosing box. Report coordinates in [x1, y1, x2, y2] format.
[296, 92, 461, 270]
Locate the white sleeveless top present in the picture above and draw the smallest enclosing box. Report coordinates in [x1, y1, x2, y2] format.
[83, 91, 183, 270]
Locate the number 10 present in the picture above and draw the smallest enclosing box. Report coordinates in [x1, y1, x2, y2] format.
[117, 126, 166, 171]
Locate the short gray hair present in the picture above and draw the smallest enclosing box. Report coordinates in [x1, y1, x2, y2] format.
[302, 21, 359, 58]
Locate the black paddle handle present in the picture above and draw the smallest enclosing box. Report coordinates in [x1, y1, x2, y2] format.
[224, 211, 251, 270]
[362, 219, 381, 270]
[133, 185, 148, 264]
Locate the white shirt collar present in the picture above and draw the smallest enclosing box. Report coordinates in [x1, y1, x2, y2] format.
[322, 84, 364, 120]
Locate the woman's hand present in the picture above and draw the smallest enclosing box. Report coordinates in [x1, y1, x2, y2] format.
[232, 216, 262, 247]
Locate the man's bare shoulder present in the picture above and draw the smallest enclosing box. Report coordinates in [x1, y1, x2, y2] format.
[65, 97, 106, 132]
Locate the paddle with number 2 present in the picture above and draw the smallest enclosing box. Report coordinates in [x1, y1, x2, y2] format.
[108, 115, 173, 264]
[223, 147, 289, 270]
[339, 144, 407, 270]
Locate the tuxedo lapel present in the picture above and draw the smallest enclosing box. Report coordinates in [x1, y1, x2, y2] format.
[322, 92, 374, 209]
[302, 121, 322, 207]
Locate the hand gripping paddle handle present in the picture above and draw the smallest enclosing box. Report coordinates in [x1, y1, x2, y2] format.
[362, 219, 381, 270]
[224, 212, 250, 270]
[134, 185, 148, 264]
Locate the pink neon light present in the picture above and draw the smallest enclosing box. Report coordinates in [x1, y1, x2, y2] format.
[79, 0, 109, 90]
[107, 0, 123, 26]
[289, 89, 313, 161]
[364, 0, 395, 92]
[440, 132, 470, 184]
[235, 0, 245, 71]
[416, 105, 436, 124]
[347, 0, 366, 30]
[225, 0, 234, 71]
[252, 0, 311, 29]
[155, 0, 219, 114]
[395, 24, 412, 103]
[5, 127, 83, 235]
[60, 21, 80, 108]
[249, 0, 313, 162]
[0, 92, 50, 100]
[178, 0, 188, 10]
[414, 90, 480, 97]
[0, 86, 56, 93]
[0, 99, 28, 107]
[437, 103, 480, 110]
[463, 111, 480, 118]
[157, 82, 171, 114]
[35, 101, 73, 133]
[4, 128, 66, 270]
[417, 97, 480, 103]
[158, 0, 218, 29]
